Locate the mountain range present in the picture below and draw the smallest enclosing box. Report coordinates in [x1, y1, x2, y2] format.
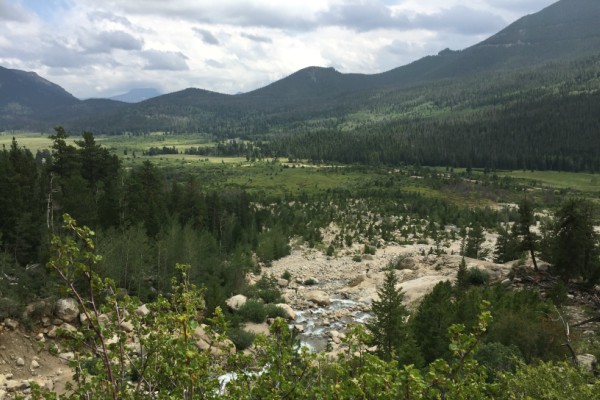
[0, 0, 599, 170]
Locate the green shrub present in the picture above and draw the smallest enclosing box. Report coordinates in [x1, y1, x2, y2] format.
[352, 255, 362, 262]
[363, 244, 376, 255]
[243, 275, 282, 304]
[466, 267, 489, 286]
[228, 328, 256, 351]
[303, 278, 317, 286]
[326, 244, 335, 256]
[547, 282, 568, 305]
[281, 270, 292, 281]
[0, 297, 22, 320]
[475, 342, 523, 381]
[264, 304, 288, 319]
[238, 300, 267, 323]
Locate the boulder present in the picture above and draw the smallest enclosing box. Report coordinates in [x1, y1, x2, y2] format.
[58, 352, 75, 362]
[16, 357, 25, 366]
[193, 324, 235, 355]
[225, 295, 247, 311]
[347, 275, 365, 287]
[577, 354, 597, 372]
[277, 278, 289, 288]
[305, 290, 331, 307]
[54, 298, 79, 323]
[275, 303, 296, 320]
[120, 321, 134, 333]
[398, 257, 417, 270]
[4, 318, 19, 330]
[135, 304, 150, 317]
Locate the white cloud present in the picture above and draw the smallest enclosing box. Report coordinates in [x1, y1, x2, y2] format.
[0, 0, 558, 98]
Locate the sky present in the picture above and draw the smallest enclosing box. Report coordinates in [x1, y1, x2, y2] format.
[0, 0, 557, 99]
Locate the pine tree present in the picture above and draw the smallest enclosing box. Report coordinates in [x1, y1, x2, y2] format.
[465, 224, 485, 259]
[517, 197, 539, 271]
[494, 224, 522, 263]
[367, 270, 422, 366]
[554, 199, 600, 284]
[456, 256, 468, 291]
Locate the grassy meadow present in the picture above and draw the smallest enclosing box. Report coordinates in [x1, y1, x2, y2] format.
[4, 131, 599, 205]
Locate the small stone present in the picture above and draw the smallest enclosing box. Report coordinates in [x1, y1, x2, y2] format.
[120, 321, 134, 333]
[16, 358, 25, 367]
[293, 324, 304, 333]
[58, 352, 74, 362]
[135, 304, 150, 317]
[30, 360, 40, 369]
[54, 298, 80, 322]
[4, 319, 19, 330]
[46, 326, 58, 338]
[225, 295, 247, 311]
[277, 278, 289, 288]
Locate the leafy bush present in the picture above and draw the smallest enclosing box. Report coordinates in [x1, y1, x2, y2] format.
[352, 255, 362, 262]
[475, 341, 523, 381]
[264, 304, 288, 319]
[547, 281, 568, 305]
[228, 328, 256, 350]
[363, 244, 376, 255]
[467, 267, 489, 286]
[281, 270, 292, 281]
[326, 244, 335, 256]
[242, 275, 282, 304]
[0, 297, 22, 320]
[238, 299, 267, 323]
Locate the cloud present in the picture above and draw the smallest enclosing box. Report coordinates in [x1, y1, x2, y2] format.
[0, 0, 31, 22]
[320, 0, 410, 31]
[193, 28, 219, 45]
[79, 30, 144, 53]
[143, 50, 189, 71]
[241, 33, 272, 44]
[87, 10, 133, 28]
[415, 6, 507, 35]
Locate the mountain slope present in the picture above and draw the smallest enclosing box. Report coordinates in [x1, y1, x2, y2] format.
[375, 0, 600, 86]
[109, 88, 162, 103]
[1, 0, 600, 141]
[0, 66, 78, 113]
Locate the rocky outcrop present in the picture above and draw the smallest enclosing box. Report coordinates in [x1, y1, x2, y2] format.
[53, 298, 79, 323]
[305, 291, 331, 306]
[275, 303, 296, 320]
[225, 295, 247, 311]
[193, 325, 236, 355]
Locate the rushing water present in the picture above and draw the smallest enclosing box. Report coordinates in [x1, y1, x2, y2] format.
[294, 297, 371, 352]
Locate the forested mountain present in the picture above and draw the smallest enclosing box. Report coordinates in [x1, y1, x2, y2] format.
[1, 0, 599, 170]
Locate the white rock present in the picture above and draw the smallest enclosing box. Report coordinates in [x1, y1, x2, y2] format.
[275, 303, 296, 320]
[30, 360, 40, 369]
[277, 278, 289, 288]
[58, 352, 74, 362]
[305, 290, 331, 306]
[135, 304, 150, 317]
[120, 321, 134, 332]
[4, 319, 19, 330]
[16, 358, 25, 366]
[54, 298, 80, 323]
[225, 294, 247, 311]
[577, 354, 597, 372]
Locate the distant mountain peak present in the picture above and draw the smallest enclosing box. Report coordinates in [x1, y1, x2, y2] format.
[109, 88, 161, 103]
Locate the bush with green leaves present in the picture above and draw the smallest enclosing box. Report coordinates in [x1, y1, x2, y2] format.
[34, 214, 599, 399]
[466, 267, 490, 286]
[242, 274, 282, 304]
